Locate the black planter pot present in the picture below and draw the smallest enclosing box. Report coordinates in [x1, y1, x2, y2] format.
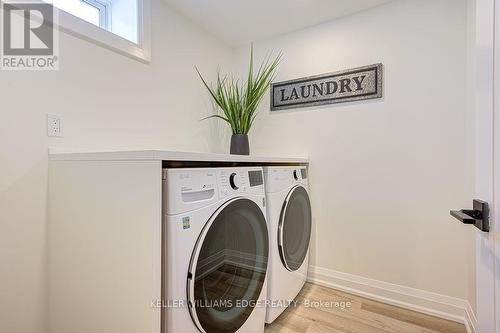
[230, 134, 250, 155]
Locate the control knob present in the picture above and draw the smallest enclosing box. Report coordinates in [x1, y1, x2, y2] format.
[229, 173, 242, 190]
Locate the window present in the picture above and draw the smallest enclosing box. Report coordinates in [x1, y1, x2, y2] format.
[50, 1, 106, 29]
[44, 0, 150, 62]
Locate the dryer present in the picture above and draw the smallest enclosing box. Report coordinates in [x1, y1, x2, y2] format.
[162, 167, 269, 333]
[263, 166, 312, 324]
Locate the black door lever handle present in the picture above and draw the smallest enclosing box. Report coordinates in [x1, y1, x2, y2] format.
[450, 210, 476, 224]
[450, 199, 489, 232]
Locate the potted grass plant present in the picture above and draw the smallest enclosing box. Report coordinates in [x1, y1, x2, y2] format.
[197, 46, 281, 155]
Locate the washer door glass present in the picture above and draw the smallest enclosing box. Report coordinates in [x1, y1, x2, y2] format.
[188, 198, 269, 333]
[278, 186, 312, 272]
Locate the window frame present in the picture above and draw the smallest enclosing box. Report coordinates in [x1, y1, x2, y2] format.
[52, 0, 151, 63]
[81, 0, 111, 30]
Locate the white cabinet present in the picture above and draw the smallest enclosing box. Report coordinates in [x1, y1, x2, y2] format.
[47, 150, 307, 333]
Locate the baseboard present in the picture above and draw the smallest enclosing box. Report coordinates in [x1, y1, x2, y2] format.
[464, 301, 477, 333]
[307, 266, 477, 333]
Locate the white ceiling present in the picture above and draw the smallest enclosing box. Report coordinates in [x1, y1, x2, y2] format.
[164, 0, 396, 47]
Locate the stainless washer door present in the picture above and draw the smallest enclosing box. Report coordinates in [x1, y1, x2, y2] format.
[278, 186, 312, 272]
[188, 198, 269, 333]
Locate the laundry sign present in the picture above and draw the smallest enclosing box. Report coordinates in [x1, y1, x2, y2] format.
[271, 64, 383, 111]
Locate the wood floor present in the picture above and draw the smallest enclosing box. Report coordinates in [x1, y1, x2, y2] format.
[265, 283, 467, 333]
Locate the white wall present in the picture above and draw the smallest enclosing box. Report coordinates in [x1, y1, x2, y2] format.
[234, 0, 476, 304]
[0, 1, 232, 332]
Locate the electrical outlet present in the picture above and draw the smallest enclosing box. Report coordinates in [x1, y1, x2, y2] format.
[47, 114, 63, 137]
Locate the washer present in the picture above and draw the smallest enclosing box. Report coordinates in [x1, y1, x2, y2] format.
[162, 167, 269, 333]
[263, 166, 312, 324]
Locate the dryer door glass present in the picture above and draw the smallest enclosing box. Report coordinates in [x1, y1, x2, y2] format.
[188, 198, 269, 333]
[278, 186, 312, 271]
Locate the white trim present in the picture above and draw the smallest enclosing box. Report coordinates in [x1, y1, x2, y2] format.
[53, 0, 151, 62]
[137, 0, 151, 61]
[152, 160, 162, 333]
[493, 0, 500, 331]
[307, 266, 477, 333]
[472, 0, 497, 331]
[465, 301, 478, 333]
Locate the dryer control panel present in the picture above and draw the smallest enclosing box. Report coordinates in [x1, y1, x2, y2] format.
[263, 166, 309, 193]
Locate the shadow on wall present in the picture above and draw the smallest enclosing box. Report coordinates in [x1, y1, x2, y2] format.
[267, 95, 386, 116]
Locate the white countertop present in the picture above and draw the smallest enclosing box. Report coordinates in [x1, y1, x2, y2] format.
[49, 149, 309, 164]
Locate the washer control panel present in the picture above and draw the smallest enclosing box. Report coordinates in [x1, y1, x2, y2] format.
[219, 168, 264, 198]
[164, 167, 265, 215]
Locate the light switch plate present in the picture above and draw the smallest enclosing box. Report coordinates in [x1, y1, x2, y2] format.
[47, 113, 63, 137]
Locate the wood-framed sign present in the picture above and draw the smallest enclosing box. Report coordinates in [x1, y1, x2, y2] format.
[271, 63, 383, 111]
